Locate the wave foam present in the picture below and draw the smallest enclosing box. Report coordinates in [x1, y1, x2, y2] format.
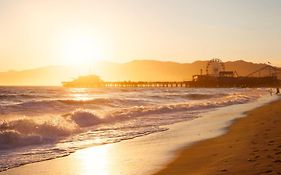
[0, 91, 257, 150]
[0, 130, 43, 149]
[0, 118, 75, 149]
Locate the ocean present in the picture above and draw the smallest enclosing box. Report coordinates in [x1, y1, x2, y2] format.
[0, 87, 268, 171]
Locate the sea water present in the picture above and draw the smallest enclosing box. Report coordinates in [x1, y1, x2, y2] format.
[0, 87, 268, 171]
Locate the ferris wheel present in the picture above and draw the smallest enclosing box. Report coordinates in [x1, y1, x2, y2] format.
[206, 58, 225, 76]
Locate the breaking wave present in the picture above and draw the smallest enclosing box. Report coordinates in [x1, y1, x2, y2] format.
[0, 119, 75, 149]
[0, 98, 144, 116]
[0, 92, 255, 150]
[0, 110, 110, 149]
[66, 110, 104, 127]
[0, 87, 268, 172]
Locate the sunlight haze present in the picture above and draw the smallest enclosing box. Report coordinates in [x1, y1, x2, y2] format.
[1, 1, 281, 174]
[1, 0, 281, 71]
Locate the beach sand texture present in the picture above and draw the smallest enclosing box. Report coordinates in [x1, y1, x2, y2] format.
[154, 99, 281, 175]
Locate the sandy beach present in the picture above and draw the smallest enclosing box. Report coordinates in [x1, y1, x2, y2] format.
[154, 98, 281, 175]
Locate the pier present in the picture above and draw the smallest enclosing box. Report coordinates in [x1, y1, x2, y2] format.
[62, 59, 281, 88]
[103, 81, 191, 88]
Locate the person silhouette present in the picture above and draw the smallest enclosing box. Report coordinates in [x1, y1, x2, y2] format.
[276, 88, 280, 94]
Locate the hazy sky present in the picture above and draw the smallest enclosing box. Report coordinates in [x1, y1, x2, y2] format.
[1, 0, 281, 71]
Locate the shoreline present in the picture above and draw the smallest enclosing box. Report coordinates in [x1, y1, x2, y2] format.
[154, 97, 281, 175]
[1, 95, 277, 175]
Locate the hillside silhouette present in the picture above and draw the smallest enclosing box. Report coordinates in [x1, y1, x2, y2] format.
[0, 60, 278, 85]
[94, 60, 276, 81]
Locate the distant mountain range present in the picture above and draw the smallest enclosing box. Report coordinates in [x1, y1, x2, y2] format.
[0, 60, 279, 86]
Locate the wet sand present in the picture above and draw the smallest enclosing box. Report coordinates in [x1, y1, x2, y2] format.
[154, 98, 281, 175]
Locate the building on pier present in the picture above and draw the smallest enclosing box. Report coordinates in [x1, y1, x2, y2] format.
[191, 59, 280, 87]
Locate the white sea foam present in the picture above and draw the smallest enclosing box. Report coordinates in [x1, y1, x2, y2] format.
[0, 87, 268, 171]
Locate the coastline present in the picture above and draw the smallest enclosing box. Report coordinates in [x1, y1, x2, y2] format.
[1, 95, 277, 175]
[154, 96, 281, 175]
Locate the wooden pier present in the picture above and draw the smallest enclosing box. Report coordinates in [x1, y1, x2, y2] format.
[62, 59, 281, 88]
[103, 81, 192, 88]
[63, 77, 280, 88]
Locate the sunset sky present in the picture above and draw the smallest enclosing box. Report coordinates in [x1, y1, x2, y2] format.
[1, 0, 281, 71]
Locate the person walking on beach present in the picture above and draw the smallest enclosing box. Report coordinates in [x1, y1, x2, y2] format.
[276, 87, 280, 95]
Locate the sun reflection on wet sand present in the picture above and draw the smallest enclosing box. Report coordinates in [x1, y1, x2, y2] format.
[75, 145, 111, 175]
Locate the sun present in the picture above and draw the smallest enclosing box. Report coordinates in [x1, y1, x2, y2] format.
[59, 32, 103, 65]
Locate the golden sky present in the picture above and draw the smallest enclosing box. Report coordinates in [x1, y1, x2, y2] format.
[1, 0, 281, 71]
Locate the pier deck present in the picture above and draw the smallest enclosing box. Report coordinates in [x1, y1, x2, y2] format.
[63, 77, 280, 88]
[103, 81, 192, 88]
